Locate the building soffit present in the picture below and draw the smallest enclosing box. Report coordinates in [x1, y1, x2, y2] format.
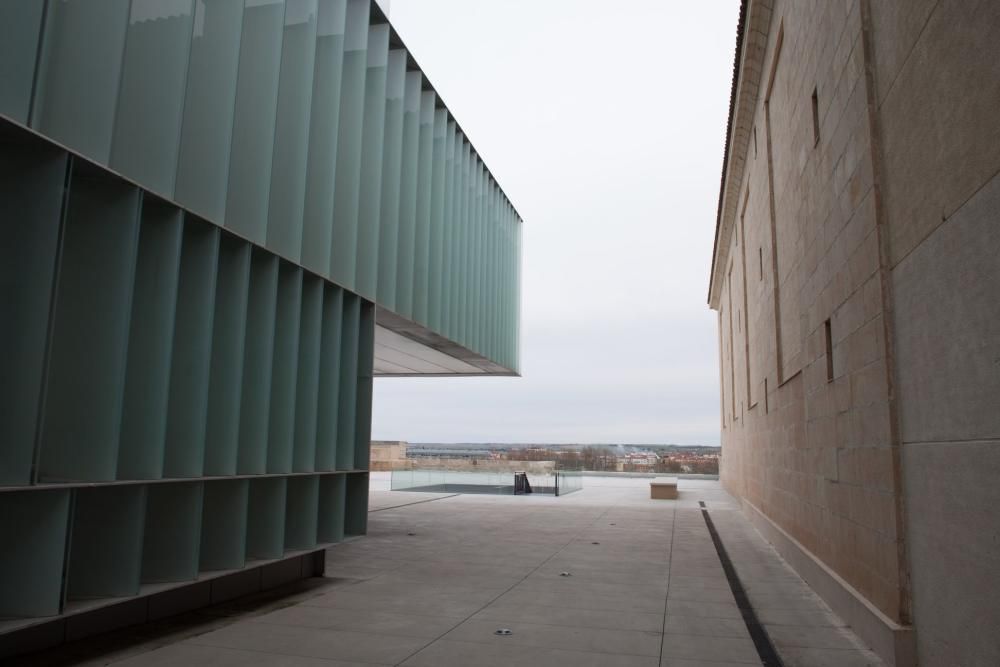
[707, 0, 774, 309]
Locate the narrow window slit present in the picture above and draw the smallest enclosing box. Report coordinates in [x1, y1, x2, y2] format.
[811, 86, 820, 146]
[824, 318, 834, 382]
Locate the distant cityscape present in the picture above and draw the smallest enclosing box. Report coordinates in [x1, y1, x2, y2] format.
[403, 443, 721, 475]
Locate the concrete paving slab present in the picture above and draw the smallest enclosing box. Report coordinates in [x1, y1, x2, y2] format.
[300, 589, 496, 618]
[511, 575, 670, 598]
[494, 588, 668, 614]
[250, 606, 465, 639]
[665, 599, 743, 620]
[441, 617, 662, 657]
[183, 622, 429, 664]
[665, 585, 739, 604]
[660, 633, 760, 663]
[778, 645, 884, 666]
[663, 614, 751, 639]
[109, 642, 377, 666]
[471, 603, 664, 633]
[400, 638, 660, 667]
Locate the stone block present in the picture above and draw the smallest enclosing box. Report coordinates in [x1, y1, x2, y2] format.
[650, 478, 679, 500]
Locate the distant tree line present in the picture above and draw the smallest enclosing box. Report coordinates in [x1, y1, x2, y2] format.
[504, 446, 719, 474]
[507, 446, 617, 471]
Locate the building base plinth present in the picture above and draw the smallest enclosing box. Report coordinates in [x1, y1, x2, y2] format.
[741, 499, 915, 667]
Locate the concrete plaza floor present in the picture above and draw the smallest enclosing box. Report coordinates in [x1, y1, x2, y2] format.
[26, 475, 882, 666]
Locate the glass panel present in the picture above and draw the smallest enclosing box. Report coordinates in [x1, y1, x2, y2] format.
[0, 140, 67, 485]
[0, 0, 45, 122]
[315, 285, 343, 471]
[336, 293, 360, 471]
[354, 301, 374, 469]
[175, 0, 245, 222]
[472, 161, 485, 353]
[246, 477, 286, 560]
[237, 249, 279, 475]
[375, 49, 406, 309]
[412, 90, 435, 325]
[300, 0, 347, 276]
[394, 70, 421, 318]
[200, 479, 249, 571]
[317, 474, 345, 542]
[329, 0, 369, 288]
[67, 486, 145, 600]
[354, 23, 389, 300]
[0, 490, 69, 617]
[38, 170, 141, 483]
[32, 0, 131, 162]
[556, 471, 584, 496]
[456, 140, 471, 347]
[293, 276, 324, 472]
[266, 0, 318, 261]
[164, 218, 220, 479]
[118, 204, 184, 481]
[267, 264, 303, 473]
[141, 482, 204, 583]
[390, 469, 571, 496]
[427, 108, 447, 332]
[284, 475, 319, 549]
[111, 0, 195, 195]
[204, 236, 252, 476]
[344, 472, 368, 536]
[484, 183, 495, 358]
[225, 0, 286, 243]
[441, 122, 457, 339]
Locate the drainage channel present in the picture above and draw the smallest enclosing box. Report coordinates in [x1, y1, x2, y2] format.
[698, 500, 784, 667]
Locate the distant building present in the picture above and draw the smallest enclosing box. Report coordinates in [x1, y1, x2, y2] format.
[369, 441, 408, 470]
[621, 452, 659, 471]
[709, 2, 1000, 665]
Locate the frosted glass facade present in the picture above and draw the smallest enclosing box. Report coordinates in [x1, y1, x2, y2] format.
[0, 0, 518, 654]
[5, 0, 519, 372]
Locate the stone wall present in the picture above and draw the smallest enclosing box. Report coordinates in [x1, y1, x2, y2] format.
[712, 0, 904, 624]
[871, 1, 1000, 664]
[711, 1, 1000, 665]
[370, 441, 408, 470]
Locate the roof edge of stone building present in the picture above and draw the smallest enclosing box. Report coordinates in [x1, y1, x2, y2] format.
[708, 0, 747, 307]
[708, 0, 773, 309]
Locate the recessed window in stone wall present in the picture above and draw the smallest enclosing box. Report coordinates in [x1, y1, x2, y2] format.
[811, 86, 820, 146]
[824, 318, 834, 382]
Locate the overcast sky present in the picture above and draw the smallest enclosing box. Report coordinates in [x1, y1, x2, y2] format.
[371, 0, 740, 445]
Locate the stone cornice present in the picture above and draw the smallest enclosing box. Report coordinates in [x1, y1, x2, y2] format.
[707, 0, 774, 309]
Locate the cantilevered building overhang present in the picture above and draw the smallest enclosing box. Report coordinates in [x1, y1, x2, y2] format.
[0, 0, 519, 654]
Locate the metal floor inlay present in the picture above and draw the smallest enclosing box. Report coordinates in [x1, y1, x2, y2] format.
[700, 501, 785, 667]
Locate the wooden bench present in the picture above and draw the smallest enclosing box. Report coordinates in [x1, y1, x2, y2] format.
[649, 477, 678, 500]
